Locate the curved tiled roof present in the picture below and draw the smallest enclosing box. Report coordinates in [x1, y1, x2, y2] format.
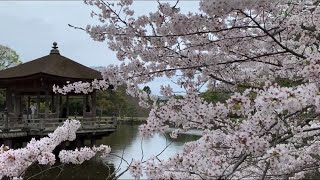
[0, 44, 102, 80]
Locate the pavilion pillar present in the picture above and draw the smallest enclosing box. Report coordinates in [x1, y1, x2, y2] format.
[45, 90, 49, 120]
[17, 95, 21, 117]
[60, 96, 62, 114]
[13, 92, 21, 118]
[13, 92, 19, 117]
[91, 90, 96, 118]
[27, 96, 30, 119]
[83, 94, 87, 118]
[37, 93, 40, 118]
[66, 95, 69, 118]
[12, 92, 16, 116]
[6, 88, 12, 113]
[51, 94, 54, 113]
[56, 94, 60, 119]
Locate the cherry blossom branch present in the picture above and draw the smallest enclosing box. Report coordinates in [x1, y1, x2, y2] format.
[113, 160, 133, 179]
[231, 154, 248, 174]
[238, 10, 306, 59]
[261, 161, 270, 180]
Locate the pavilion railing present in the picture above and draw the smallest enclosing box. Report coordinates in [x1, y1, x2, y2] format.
[0, 116, 117, 132]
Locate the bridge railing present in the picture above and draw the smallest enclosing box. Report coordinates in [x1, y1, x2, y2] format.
[77, 117, 117, 129]
[0, 116, 117, 131]
[0, 116, 25, 130]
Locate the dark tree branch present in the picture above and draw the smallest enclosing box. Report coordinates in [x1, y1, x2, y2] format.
[239, 10, 306, 59]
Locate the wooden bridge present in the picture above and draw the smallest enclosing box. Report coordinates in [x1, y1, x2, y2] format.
[0, 115, 117, 139]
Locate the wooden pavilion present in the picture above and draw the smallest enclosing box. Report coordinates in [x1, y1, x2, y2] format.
[0, 42, 102, 128]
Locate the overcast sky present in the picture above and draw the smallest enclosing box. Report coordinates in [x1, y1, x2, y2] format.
[0, 1, 198, 95]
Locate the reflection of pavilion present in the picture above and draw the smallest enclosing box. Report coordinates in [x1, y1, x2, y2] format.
[0, 43, 116, 141]
[24, 159, 116, 180]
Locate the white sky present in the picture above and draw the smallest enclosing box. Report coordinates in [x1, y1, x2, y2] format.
[0, 0, 199, 95]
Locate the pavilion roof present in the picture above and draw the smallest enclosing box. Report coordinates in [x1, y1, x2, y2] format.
[0, 42, 102, 80]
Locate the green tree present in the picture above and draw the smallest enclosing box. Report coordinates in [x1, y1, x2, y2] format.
[109, 87, 128, 117]
[0, 44, 21, 70]
[143, 86, 151, 95]
[95, 85, 150, 118]
[200, 90, 231, 103]
[0, 45, 21, 110]
[96, 87, 128, 117]
[96, 90, 116, 116]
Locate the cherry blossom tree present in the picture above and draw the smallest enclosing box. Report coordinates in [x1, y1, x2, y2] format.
[67, 0, 320, 179]
[5, 0, 320, 179]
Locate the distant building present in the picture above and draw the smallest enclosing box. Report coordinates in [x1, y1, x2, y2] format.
[0, 42, 101, 120]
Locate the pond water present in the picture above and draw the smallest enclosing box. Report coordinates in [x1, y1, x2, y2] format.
[98, 124, 200, 179]
[23, 124, 200, 180]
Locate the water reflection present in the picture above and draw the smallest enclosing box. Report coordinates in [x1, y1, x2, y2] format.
[97, 124, 200, 179]
[24, 159, 115, 180]
[22, 124, 200, 180]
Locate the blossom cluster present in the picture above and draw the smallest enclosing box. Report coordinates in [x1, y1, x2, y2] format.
[59, 145, 111, 164]
[53, 79, 111, 95]
[0, 120, 111, 179]
[129, 160, 143, 179]
[52, 0, 320, 179]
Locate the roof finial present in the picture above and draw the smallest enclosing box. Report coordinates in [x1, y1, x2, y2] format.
[50, 42, 60, 54]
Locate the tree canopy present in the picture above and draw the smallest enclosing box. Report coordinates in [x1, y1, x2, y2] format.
[0, 44, 21, 110]
[96, 85, 150, 117]
[7, 0, 320, 179]
[76, 0, 320, 178]
[0, 44, 21, 70]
